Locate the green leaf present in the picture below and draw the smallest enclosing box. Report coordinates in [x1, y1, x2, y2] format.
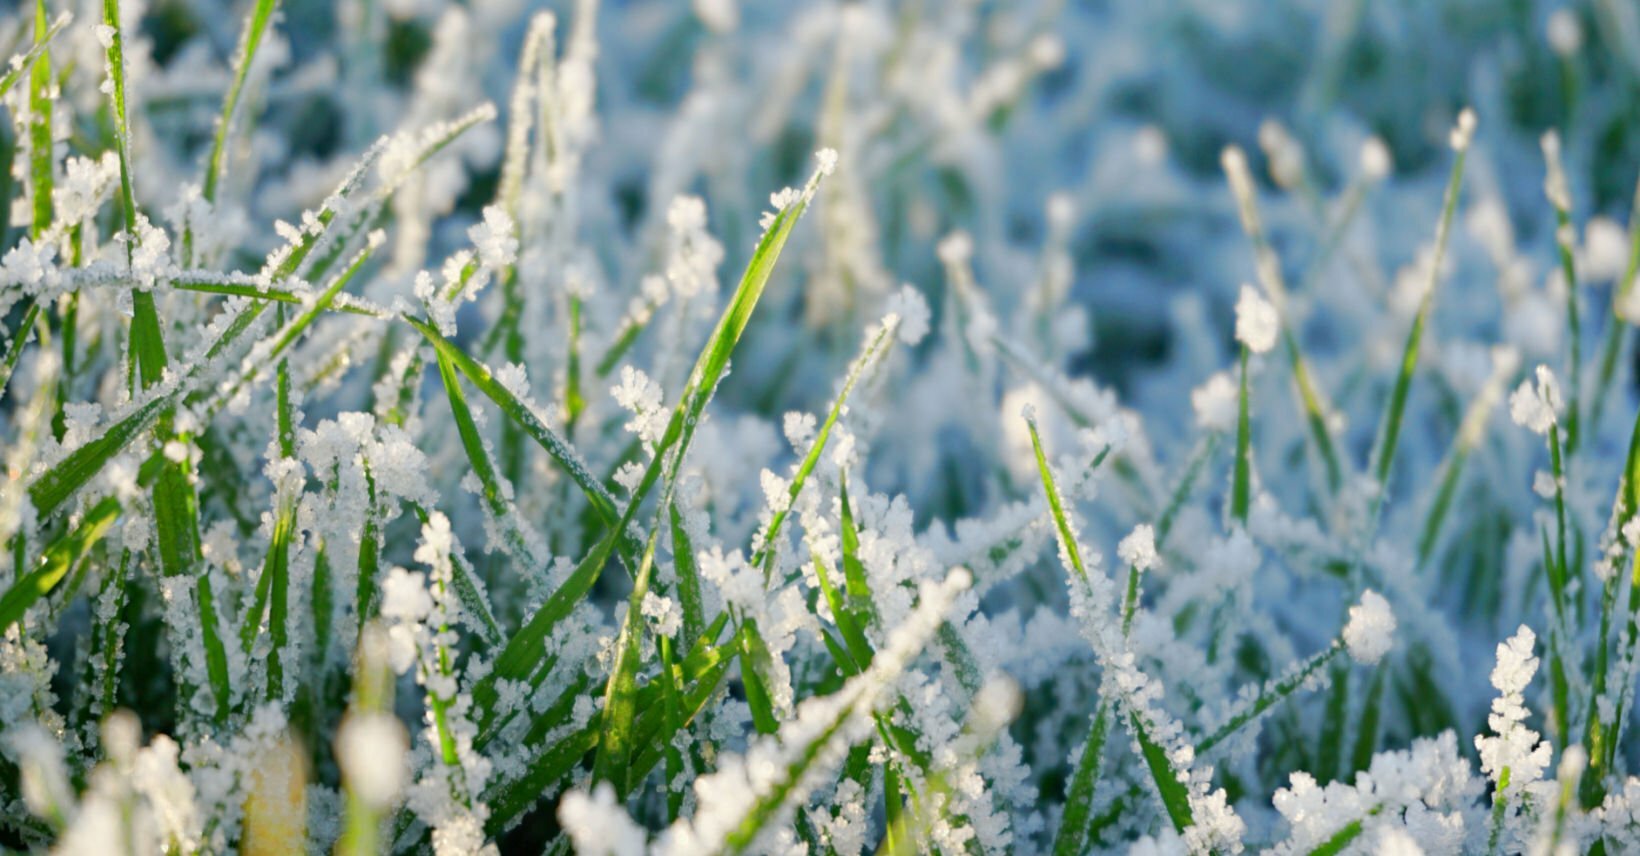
[27, 392, 173, 519]
[837, 474, 879, 630]
[27, 0, 56, 238]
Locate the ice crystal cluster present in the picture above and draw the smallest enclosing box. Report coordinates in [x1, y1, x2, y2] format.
[5, 0, 1640, 853]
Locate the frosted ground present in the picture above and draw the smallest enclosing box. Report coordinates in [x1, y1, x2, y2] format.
[3, 0, 1640, 853]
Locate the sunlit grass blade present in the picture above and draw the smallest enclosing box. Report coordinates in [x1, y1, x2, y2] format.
[1222, 146, 1344, 492]
[1368, 111, 1473, 517]
[753, 318, 898, 575]
[433, 348, 543, 570]
[1025, 412, 1088, 581]
[668, 502, 707, 651]
[1588, 176, 1640, 433]
[0, 10, 68, 103]
[0, 496, 119, 633]
[407, 316, 625, 545]
[27, 0, 55, 239]
[590, 538, 658, 791]
[200, 0, 278, 205]
[470, 156, 830, 729]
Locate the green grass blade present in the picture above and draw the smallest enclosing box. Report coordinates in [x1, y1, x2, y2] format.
[1232, 347, 1252, 525]
[752, 319, 898, 575]
[0, 10, 68, 103]
[408, 316, 623, 537]
[0, 496, 119, 632]
[1200, 645, 1342, 755]
[837, 473, 877, 626]
[1369, 112, 1473, 503]
[27, 392, 173, 518]
[28, 0, 55, 238]
[1130, 711, 1194, 834]
[739, 616, 782, 734]
[590, 538, 658, 792]
[668, 502, 707, 651]
[433, 348, 542, 569]
[0, 299, 45, 401]
[1025, 412, 1087, 580]
[200, 0, 279, 205]
[1052, 702, 1111, 856]
[472, 158, 830, 721]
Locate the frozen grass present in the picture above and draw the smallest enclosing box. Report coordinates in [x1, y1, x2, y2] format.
[5, 0, 1640, 853]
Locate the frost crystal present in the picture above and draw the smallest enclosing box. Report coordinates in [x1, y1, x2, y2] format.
[1509, 365, 1562, 435]
[1360, 137, 1393, 180]
[337, 713, 409, 807]
[1234, 284, 1279, 354]
[560, 782, 646, 856]
[1342, 590, 1396, 665]
[1117, 523, 1158, 572]
[885, 284, 932, 346]
[1192, 372, 1238, 432]
[1475, 625, 1552, 792]
[641, 591, 682, 638]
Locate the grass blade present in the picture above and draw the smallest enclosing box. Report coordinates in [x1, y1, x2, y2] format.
[0, 497, 119, 633]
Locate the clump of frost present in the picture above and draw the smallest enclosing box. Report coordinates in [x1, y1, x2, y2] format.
[1343, 590, 1396, 665]
[1234, 284, 1279, 354]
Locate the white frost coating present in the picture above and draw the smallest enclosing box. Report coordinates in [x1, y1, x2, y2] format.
[1360, 136, 1393, 180]
[1548, 9, 1583, 57]
[559, 782, 647, 856]
[1234, 284, 1279, 354]
[1541, 130, 1572, 213]
[1509, 365, 1562, 435]
[641, 591, 682, 638]
[654, 568, 972, 856]
[337, 713, 410, 807]
[469, 206, 518, 271]
[885, 284, 932, 346]
[1450, 108, 1478, 151]
[1342, 590, 1396, 665]
[612, 365, 669, 449]
[1192, 372, 1238, 432]
[1475, 625, 1552, 793]
[1118, 523, 1158, 572]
